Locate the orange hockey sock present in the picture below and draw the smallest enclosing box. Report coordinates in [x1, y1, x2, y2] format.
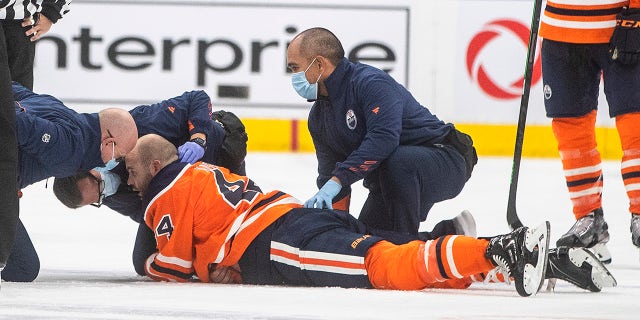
[365, 236, 494, 290]
[332, 194, 351, 212]
[552, 110, 602, 218]
[616, 112, 640, 214]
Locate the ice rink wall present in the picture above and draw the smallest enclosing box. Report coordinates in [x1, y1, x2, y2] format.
[33, 0, 622, 158]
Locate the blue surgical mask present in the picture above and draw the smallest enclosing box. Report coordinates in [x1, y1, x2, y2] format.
[103, 158, 119, 171]
[98, 170, 121, 198]
[101, 142, 120, 171]
[291, 57, 323, 100]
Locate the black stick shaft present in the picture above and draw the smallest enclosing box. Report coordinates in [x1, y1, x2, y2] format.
[507, 0, 543, 230]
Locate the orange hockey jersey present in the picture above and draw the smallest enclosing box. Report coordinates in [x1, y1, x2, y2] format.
[142, 161, 302, 282]
[539, 1, 640, 44]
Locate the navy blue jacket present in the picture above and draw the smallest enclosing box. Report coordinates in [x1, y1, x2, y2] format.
[130, 90, 225, 159]
[104, 90, 226, 223]
[308, 58, 452, 189]
[14, 82, 103, 189]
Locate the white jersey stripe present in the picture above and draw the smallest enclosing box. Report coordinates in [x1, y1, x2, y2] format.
[622, 158, 640, 170]
[424, 240, 433, 274]
[144, 253, 178, 282]
[271, 241, 365, 264]
[270, 241, 367, 275]
[270, 255, 367, 275]
[445, 235, 463, 279]
[563, 164, 602, 177]
[542, 14, 616, 30]
[569, 185, 603, 199]
[547, 0, 625, 5]
[156, 253, 193, 269]
[625, 183, 640, 192]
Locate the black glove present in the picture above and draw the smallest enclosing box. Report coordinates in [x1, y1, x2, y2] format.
[610, 7, 640, 64]
[212, 110, 248, 173]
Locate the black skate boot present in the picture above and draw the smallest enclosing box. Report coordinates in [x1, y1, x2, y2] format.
[485, 222, 550, 297]
[556, 208, 611, 264]
[631, 214, 640, 247]
[545, 247, 616, 292]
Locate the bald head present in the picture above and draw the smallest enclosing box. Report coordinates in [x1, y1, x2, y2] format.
[125, 134, 178, 196]
[290, 27, 344, 65]
[98, 108, 138, 164]
[135, 134, 178, 168]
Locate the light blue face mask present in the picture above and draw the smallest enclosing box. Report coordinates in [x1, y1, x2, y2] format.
[101, 141, 120, 171]
[291, 57, 323, 100]
[97, 170, 121, 198]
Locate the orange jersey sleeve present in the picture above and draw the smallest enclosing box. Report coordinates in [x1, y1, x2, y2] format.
[144, 162, 302, 282]
[539, 1, 627, 44]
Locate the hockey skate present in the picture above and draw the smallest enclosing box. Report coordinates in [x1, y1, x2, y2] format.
[631, 214, 640, 247]
[485, 221, 550, 297]
[556, 208, 611, 264]
[631, 214, 640, 262]
[453, 210, 477, 238]
[545, 247, 616, 292]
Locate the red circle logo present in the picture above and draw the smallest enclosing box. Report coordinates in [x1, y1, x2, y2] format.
[466, 19, 541, 100]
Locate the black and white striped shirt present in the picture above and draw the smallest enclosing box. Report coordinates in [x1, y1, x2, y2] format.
[0, 0, 71, 23]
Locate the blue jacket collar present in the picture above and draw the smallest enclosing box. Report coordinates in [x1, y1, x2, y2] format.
[142, 160, 188, 208]
[321, 57, 352, 102]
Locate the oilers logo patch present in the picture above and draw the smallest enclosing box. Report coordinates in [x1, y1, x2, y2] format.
[346, 109, 357, 130]
[543, 84, 552, 100]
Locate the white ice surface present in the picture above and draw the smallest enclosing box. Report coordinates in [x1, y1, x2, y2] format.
[1, 154, 639, 319]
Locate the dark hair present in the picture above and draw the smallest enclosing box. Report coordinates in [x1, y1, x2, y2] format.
[53, 171, 93, 209]
[297, 27, 345, 65]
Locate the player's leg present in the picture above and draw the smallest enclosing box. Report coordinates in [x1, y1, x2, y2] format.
[615, 113, 640, 248]
[551, 113, 610, 251]
[603, 50, 640, 250]
[264, 208, 471, 287]
[267, 209, 384, 288]
[365, 222, 550, 297]
[542, 40, 610, 261]
[1, 219, 39, 282]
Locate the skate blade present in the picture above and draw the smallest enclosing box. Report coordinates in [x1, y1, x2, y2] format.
[589, 242, 612, 265]
[568, 247, 617, 290]
[519, 221, 550, 297]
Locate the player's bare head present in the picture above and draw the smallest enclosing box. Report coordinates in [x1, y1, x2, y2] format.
[135, 134, 178, 167]
[98, 108, 138, 164]
[125, 134, 178, 195]
[288, 27, 344, 66]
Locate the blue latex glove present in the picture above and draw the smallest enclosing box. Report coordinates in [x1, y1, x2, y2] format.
[304, 179, 342, 209]
[178, 141, 205, 164]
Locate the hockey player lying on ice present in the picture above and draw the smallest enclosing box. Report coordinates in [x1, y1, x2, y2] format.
[124, 134, 616, 297]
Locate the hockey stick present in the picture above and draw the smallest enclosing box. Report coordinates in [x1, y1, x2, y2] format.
[507, 0, 543, 230]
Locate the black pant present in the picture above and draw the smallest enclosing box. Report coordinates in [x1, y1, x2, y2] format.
[1, 20, 34, 90]
[0, 21, 20, 268]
